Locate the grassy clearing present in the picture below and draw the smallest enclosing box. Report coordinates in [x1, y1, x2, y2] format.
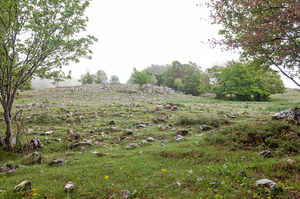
[0, 84, 299, 198]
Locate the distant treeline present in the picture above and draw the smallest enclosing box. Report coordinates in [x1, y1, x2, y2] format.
[127, 60, 285, 101]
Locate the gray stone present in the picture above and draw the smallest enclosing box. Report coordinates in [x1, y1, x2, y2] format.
[177, 129, 189, 136]
[14, 181, 31, 191]
[147, 137, 155, 142]
[174, 135, 184, 142]
[30, 138, 43, 149]
[200, 125, 212, 131]
[125, 129, 133, 135]
[255, 179, 278, 191]
[140, 140, 148, 145]
[272, 109, 291, 120]
[260, 150, 271, 158]
[124, 143, 136, 149]
[49, 159, 65, 166]
[64, 181, 74, 192]
[119, 190, 131, 199]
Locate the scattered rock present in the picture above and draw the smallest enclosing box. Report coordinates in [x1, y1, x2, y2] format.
[114, 137, 121, 143]
[238, 171, 247, 177]
[147, 137, 155, 142]
[71, 142, 93, 149]
[36, 155, 44, 164]
[30, 138, 43, 149]
[64, 181, 74, 192]
[260, 150, 271, 158]
[285, 107, 300, 125]
[171, 106, 179, 111]
[140, 140, 148, 145]
[54, 138, 61, 142]
[109, 120, 116, 125]
[209, 180, 220, 185]
[200, 125, 212, 131]
[124, 143, 136, 149]
[28, 151, 38, 157]
[255, 179, 278, 191]
[177, 129, 189, 136]
[125, 129, 133, 135]
[14, 181, 31, 191]
[49, 159, 65, 166]
[165, 104, 171, 109]
[174, 135, 184, 142]
[227, 114, 239, 118]
[0, 164, 25, 172]
[41, 131, 54, 135]
[119, 190, 131, 199]
[272, 109, 291, 120]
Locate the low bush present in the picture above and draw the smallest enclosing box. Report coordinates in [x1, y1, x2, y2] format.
[204, 120, 300, 155]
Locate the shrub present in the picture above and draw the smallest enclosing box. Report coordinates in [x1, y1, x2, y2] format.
[204, 120, 300, 155]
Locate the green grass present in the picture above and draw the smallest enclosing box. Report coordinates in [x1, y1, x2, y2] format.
[0, 84, 299, 198]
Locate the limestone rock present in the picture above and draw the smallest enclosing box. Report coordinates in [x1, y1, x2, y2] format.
[174, 135, 184, 142]
[124, 143, 136, 149]
[140, 140, 148, 145]
[64, 181, 74, 192]
[285, 107, 300, 125]
[30, 138, 43, 149]
[200, 125, 212, 131]
[119, 190, 131, 199]
[260, 150, 271, 158]
[147, 137, 155, 142]
[255, 179, 278, 191]
[272, 109, 291, 120]
[71, 142, 93, 149]
[125, 129, 133, 135]
[49, 159, 65, 166]
[0, 164, 25, 172]
[14, 181, 31, 191]
[177, 129, 189, 136]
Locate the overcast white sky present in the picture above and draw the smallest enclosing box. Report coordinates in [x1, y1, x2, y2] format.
[65, 0, 298, 88]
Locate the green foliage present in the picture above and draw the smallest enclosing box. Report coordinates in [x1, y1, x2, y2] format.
[131, 67, 149, 88]
[205, 0, 300, 87]
[78, 69, 94, 85]
[94, 70, 108, 84]
[183, 63, 205, 96]
[208, 60, 285, 101]
[174, 78, 182, 90]
[109, 75, 120, 84]
[149, 74, 158, 85]
[0, 0, 97, 149]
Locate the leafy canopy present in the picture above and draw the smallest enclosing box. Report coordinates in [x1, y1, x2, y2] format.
[0, 0, 97, 149]
[204, 0, 300, 87]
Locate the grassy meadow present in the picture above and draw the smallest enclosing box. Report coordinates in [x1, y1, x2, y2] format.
[0, 84, 300, 198]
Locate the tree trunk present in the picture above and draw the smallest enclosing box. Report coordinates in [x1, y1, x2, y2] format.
[3, 106, 14, 150]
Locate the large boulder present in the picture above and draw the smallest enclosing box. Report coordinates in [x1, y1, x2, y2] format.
[285, 107, 300, 125]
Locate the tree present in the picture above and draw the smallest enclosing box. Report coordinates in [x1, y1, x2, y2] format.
[94, 70, 108, 84]
[209, 60, 285, 101]
[204, 0, 300, 87]
[131, 67, 149, 88]
[182, 64, 205, 96]
[0, 0, 97, 149]
[174, 78, 182, 91]
[51, 70, 72, 87]
[149, 75, 158, 85]
[109, 75, 120, 84]
[78, 69, 94, 85]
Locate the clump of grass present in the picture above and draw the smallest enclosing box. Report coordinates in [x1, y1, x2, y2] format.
[175, 114, 228, 127]
[204, 120, 300, 155]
